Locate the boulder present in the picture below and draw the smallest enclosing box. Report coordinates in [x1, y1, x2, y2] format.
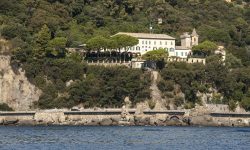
[155, 114, 168, 122]
[111, 116, 121, 123]
[4, 117, 18, 125]
[18, 120, 36, 126]
[34, 112, 65, 124]
[190, 115, 217, 126]
[85, 121, 99, 126]
[134, 115, 150, 125]
[0, 118, 4, 125]
[100, 118, 113, 126]
[165, 119, 182, 126]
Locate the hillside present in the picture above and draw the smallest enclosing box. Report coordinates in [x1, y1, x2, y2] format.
[0, 0, 250, 110]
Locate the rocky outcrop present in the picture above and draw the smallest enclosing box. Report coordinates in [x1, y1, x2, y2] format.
[0, 55, 41, 110]
[150, 71, 165, 110]
[34, 111, 65, 125]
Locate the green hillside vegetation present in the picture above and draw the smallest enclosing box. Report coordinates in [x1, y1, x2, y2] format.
[159, 55, 250, 111]
[1, 0, 250, 109]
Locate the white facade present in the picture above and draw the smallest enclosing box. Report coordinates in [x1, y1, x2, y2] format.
[113, 30, 198, 59]
[174, 46, 192, 58]
[114, 32, 175, 55]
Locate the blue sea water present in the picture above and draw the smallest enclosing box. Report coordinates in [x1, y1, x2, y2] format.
[0, 126, 249, 150]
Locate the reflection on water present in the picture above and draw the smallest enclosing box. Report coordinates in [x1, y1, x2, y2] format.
[0, 126, 250, 150]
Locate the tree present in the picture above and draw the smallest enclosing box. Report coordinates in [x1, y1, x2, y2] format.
[111, 34, 138, 52]
[48, 37, 67, 57]
[142, 48, 168, 61]
[86, 36, 109, 51]
[241, 97, 250, 111]
[228, 100, 237, 112]
[35, 24, 51, 57]
[142, 48, 168, 69]
[225, 53, 243, 69]
[192, 40, 217, 56]
[110, 34, 138, 61]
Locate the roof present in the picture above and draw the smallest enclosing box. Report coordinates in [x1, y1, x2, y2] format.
[191, 28, 198, 36]
[114, 32, 175, 40]
[175, 46, 191, 50]
[180, 32, 191, 39]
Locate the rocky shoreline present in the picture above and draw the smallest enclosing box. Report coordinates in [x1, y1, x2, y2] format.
[0, 109, 250, 127]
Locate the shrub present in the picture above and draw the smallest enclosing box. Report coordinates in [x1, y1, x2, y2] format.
[0, 103, 13, 111]
[241, 97, 250, 111]
[148, 100, 156, 110]
[174, 96, 184, 107]
[184, 102, 195, 109]
[228, 100, 237, 112]
[211, 93, 222, 104]
[165, 92, 174, 98]
[158, 80, 175, 92]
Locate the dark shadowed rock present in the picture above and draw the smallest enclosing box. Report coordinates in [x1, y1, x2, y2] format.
[0, 118, 4, 125]
[4, 117, 18, 125]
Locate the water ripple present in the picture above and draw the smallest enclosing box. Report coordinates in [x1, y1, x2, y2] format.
[0, 126, 250, 150]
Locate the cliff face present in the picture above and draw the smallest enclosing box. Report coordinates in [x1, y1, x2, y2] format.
[0, 55, 41, 111]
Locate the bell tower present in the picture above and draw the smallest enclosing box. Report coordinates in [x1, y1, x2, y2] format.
[180, 32, 191, 48]
[191, 28, 199, 47]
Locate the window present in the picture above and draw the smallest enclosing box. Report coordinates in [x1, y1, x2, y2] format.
[171, 41, 173, 45]
[153, 47, 157, 50]
[181, 52, 183, 56]
[165, 41, 167, 45]
[149, 41, 151, 45]
[160, 41, 162, 45]
[170, 48, 174, 52]
[185, 52, 187, 56]
[142, 41, 144, 44]
[136, 46, 140, 50]
[154, 41, 156, 45]
[176, 52, 178, 56]
[165, 47, 168, 51]
[145, 41, 147, 44]
[142, 46, 144, 48]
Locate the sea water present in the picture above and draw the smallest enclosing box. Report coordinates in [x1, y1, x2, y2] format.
[0, 126, 249, 150]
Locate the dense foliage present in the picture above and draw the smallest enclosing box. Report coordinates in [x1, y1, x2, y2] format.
[1, 0, 250, 62]
[0, 103, 13, 111]
[159, 55, 250, 111]
[1, 0, 250, 110]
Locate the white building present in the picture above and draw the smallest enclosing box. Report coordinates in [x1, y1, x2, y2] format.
[112, 29, 199, 59]
[113, 32, 176, 55]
